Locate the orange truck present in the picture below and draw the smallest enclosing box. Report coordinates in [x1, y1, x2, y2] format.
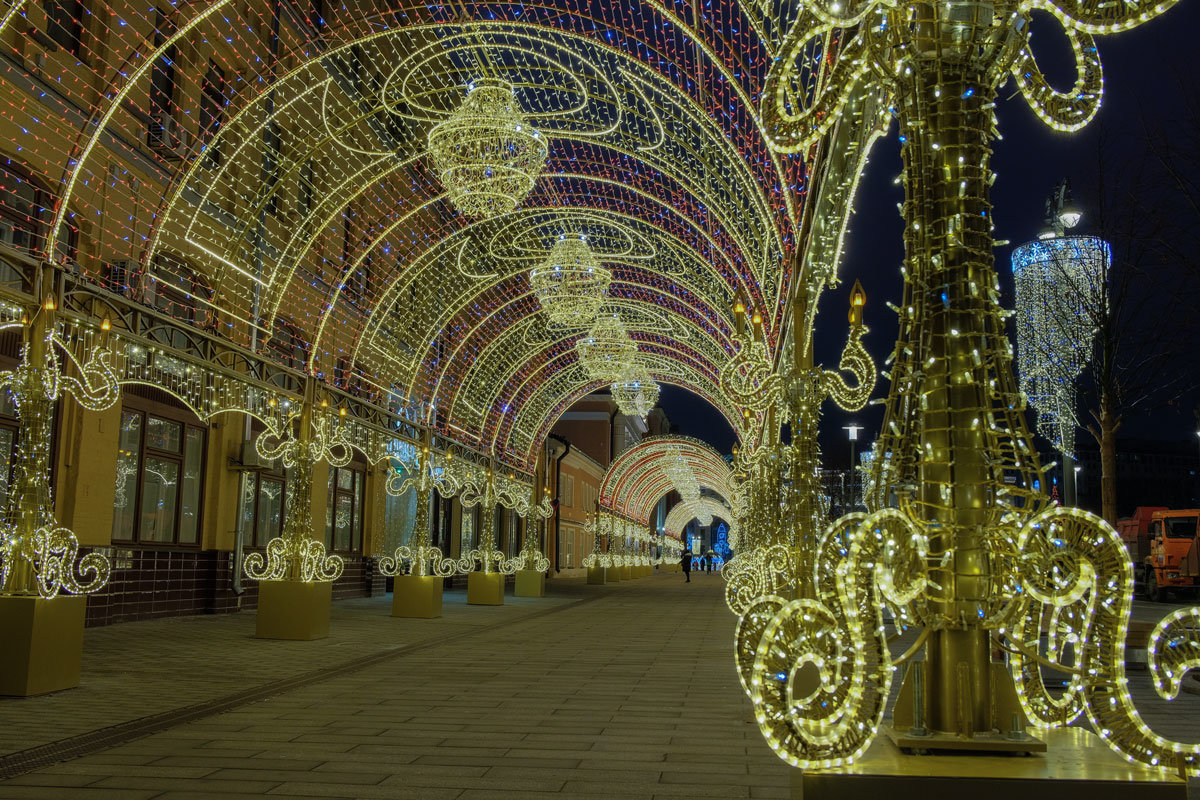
[1117, 506, 1200, 601]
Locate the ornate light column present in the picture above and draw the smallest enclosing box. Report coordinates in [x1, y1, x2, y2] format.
[244, 377, 348, 640]
[583, 508, 609, 584]
[460, 463, 508, 605]
[744, 0, 1198, 776]
[514, 461, 552, 597]
[378, 435, 459, 618]
[0, 264, 117, 695]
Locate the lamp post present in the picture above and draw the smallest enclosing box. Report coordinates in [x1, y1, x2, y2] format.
[843, 423, 864, 510]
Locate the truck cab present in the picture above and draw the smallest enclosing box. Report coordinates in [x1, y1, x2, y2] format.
[1145, 509, 1200, 601]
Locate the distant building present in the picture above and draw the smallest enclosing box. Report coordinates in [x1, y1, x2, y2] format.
[1047, 438, 1200, 517]
[545, 392, 670, 571]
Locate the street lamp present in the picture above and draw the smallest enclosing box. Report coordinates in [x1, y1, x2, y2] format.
[843, 423, 864, 510]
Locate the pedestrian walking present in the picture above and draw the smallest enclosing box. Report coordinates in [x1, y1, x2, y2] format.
[681, 550, 692, 583]
[706, 549, 715, 574]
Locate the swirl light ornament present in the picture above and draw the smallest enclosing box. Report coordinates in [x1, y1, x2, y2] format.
[427, 78, 549, 220]
[720, 303, 782, 413]
[529, 233, 611, 328]
[244, 383, 351, 583]
[744, 0, 1187, 774]
[723, 285, 875, 617]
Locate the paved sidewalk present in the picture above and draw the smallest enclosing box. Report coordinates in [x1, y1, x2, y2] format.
[3, 572, 1200, 799]
[0, 572, 792, 799]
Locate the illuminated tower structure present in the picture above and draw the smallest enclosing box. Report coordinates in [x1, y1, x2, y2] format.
[746, 0, 1200, 775]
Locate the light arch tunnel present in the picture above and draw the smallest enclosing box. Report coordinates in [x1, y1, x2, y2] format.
[597, 435, 738, 547]
[0, 0, 812, 488]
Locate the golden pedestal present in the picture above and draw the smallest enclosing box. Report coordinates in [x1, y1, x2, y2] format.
[514, 569, 545, 597]
[608, 566, 624, 582]
[392, 575, 443, 618]
[791, 727, 1184, 799]
[587, 566, 607, 584]
[255, 580, 332, 640]
[467, 571, 505, 605]
[0, 594, 86, 696]
[620, 566, 632, 581]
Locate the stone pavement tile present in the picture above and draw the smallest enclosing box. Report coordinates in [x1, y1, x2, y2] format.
[154, 793, 290, 800]
[206, 768, 389, 785]
[91, 776, 284, 793]
[459, 792, 641, 800]
[266, 785, 462, 799]
[565, 779, 751, 797]
[149, 756, 325, 770]
[0, 773, 101, 787]
[0, 788, 158, 799]
[412, 754, 583, 769]
[29, 763, 217, 779]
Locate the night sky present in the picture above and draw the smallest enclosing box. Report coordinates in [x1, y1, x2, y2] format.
[661, 1, 1200, 461]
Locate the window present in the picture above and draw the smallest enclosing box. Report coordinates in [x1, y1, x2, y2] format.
[0, 390, 18, 514]
[112, 409, 205, 545]
[561, 474, 575, 508]
[238, 471, 286, 548]
[460, 504, 475, 551]
[297, 159, 315, 218]
[0, 161, 47, 255]
[149, 8, 177, 122]
[325, 464, 364, 554]
[45, 0, 84, 56]
[262, 122, 282, 215]
[198, 60, 226, 168]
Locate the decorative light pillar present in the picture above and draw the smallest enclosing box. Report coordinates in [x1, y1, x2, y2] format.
[0, 264, 117, 695]
[378, 434, 459, 618]
[745, 0, 1196, 777]
[514, 461, 552, 597]
[244, 378, 349, 640]
[460, 464, 508, 605]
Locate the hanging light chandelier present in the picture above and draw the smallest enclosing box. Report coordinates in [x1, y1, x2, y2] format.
[427, 78, 548, 219]
[529, 233, 611, 328]
[611, 366, 659, 418]
[575, 313, 636, 384]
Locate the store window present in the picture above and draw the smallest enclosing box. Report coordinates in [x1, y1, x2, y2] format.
[0, 390, 18, 514]
[112, 408, 205, 545]
[237, 470, 286, 548]
[326, 464, 364, 554]
[460, 504, 475, 551]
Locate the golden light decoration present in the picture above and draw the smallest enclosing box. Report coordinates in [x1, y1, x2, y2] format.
[244, 383, 352, 583]
[378, 443, 461, 578]
[575, 312, 638, 385]
[740, 0, 1188, 774]
[529, 233, 611, 328]
[0, 292, 117, 599]
[610, 366, 660, 418]
[427, 78, 549, 220]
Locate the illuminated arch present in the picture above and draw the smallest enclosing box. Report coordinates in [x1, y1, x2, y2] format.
[598, 435, 735, 524]
[664, 498, 735, 538]
[5, 0, 822, 471]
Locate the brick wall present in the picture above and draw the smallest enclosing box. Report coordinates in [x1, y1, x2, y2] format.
[83, 547, 382, 627]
